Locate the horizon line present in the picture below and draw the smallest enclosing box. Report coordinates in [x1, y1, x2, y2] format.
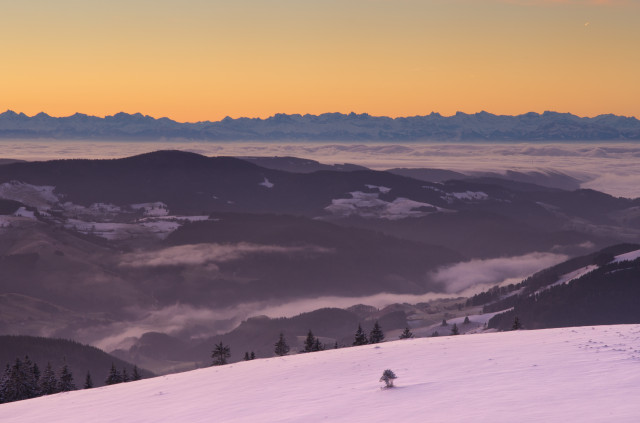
[2, 109, 638, 124]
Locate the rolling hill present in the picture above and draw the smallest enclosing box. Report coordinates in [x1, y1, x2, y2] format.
[0, 336, 153, 389]
[1, 325, 639, 422]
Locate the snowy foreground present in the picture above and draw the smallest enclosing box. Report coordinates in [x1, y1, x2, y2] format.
[3, 325, 640, 423]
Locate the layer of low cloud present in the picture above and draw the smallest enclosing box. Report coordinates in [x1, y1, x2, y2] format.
[119, 243, 332, 268]
[78, 246, 573, 352]
[429, 252, 569, 293]
[83, 304, 244, 352]
[3, 141, 639, 198]
[89, 252, 568, 350]
[87, 294, 457, 352]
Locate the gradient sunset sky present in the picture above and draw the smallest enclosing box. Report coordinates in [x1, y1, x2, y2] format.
[1, 0, 638, 122]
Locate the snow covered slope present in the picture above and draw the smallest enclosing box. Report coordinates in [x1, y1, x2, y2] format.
[3, 325, 640, 422]
[540, 248, 640, 293]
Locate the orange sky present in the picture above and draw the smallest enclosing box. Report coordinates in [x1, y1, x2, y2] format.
[1, 0, 638, 122]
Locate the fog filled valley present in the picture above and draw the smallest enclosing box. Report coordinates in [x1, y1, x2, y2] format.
[0, 145, 639, 385]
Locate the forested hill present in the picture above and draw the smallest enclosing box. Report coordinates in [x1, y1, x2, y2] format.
[487, 254, 640, 330]
[0, 336, 153, 389]
[466, 243, 640, 310]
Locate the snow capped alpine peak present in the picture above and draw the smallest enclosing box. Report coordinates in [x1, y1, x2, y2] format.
[0, 111, 638, 140]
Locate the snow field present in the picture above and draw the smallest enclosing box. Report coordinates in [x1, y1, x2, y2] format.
[0, 181, 59, 210]
[2, 325, 640, 423]
[259, 177, 274, 188]
[325, 191, 443, 220]
[613, 249, 640, 264]
[536, 249, 640, 295]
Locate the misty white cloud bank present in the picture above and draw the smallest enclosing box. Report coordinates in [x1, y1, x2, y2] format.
[92, 251, 568, 350]
[3, 141, 638, 198]
[430, 252, 569, 293]
[86, 303, 233, 352]
[89, 294, 459, 352]
[119, 242, 331, 268]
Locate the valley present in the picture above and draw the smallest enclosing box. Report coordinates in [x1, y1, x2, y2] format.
[1, 150, 638, 375]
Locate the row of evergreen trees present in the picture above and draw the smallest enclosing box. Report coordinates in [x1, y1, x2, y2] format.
[0, 356, 76, 404]
[353, 321, 384, 346]
[105, 363, 143, 385]
[213, 317, 510, 366]
[212, 321, 391, 366]
[0, 356, 142, 404]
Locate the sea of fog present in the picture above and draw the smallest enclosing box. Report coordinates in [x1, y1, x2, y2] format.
[1, 140, 639, 198]
[2, 140, 639, 349]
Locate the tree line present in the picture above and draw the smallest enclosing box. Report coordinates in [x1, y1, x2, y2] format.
[0, 356, 142, 404]
[212, 320, 413, 365]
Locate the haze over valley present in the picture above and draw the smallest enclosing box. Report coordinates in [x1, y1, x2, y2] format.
[1, 147, 638, 375]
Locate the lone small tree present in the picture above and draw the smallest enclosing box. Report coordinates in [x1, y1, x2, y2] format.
[40, 362, 58, 395]
[274, 332, 290, 356]
[441, 319, 448, 326]
[463, 316, 470, 324]
[379, 369, 397, 388]
[121, 368, 130, 383]
[58, 361, 76, 392]
[212, 342, 231, 366]
[105, 363, 122, 385]
[84, 372, 93, 389]
[31, 361, 40, 387]
[399, 327, 414, 339]
[369, 321, 384, 344]
[132, 365, 142, 381]
[512, 316, 523, 330]
[353, 324, 368, 346]
[451, 323, 460, 335]
[304, 330, 316, 353]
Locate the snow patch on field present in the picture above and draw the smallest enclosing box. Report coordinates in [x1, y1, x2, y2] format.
[548, 265, 599, 290]
[63, 220, 146, 240]
[534, 248, 640, 294]
[365, 184, 391, 193]
[613, 249, 640, 263]
[140, 215, 210, 223]
[64, 216, 211, 240]
[259, 177, 274, 188]
[2, 325, 640, 423]
[443, 190, 489, 203]
[326, 191, 442, 220]
[89, 203, 122, 214]
[138, 220, 182, 238]
[131, 202, 169, 216]
[57, 202, 124, 219]
[0, 181, 59, 210]
[0, 215, 19, 227]
[13, 207, 36, 219]
[0, 182, 210, 240]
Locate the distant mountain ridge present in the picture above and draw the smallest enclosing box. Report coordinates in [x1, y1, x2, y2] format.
[1, 110, 639, 141]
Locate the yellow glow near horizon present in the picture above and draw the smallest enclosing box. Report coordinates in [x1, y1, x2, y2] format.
[0, 0, 638, 122]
